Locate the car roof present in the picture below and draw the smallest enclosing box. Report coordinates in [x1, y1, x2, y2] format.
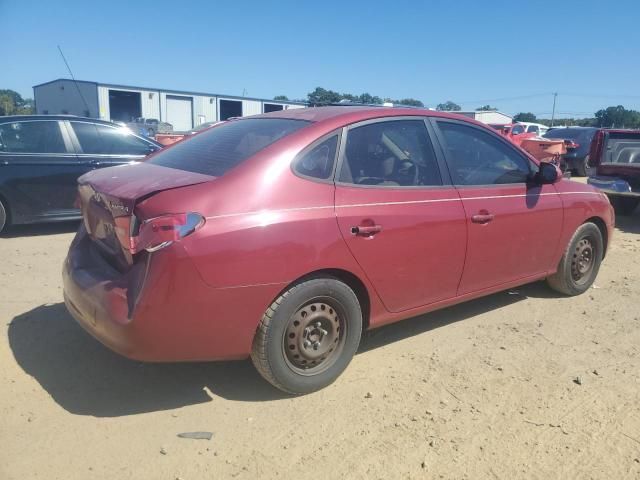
[250, 106, 487, 129]
[0, 114, 120, 126]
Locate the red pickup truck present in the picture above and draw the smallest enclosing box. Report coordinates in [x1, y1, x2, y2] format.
[588, 129, 640, 215]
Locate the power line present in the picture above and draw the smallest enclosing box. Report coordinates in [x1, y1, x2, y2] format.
[455, 93, 553, 105]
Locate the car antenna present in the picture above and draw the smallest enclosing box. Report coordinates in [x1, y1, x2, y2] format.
[57, 45, 104, 146]
[57, 45, 93, 118]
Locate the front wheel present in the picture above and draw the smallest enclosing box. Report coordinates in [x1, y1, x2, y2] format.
[547, 222, 603, 296]
[0, 199, 7, 234]
[574, 155, 590, 177]
[251, 277, 362, 394]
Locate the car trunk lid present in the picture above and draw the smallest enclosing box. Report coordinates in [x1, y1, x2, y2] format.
[78, 162, 213, 270]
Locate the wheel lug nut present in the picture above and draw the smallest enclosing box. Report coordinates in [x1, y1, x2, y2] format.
[315, 322, 321, 328]
[303, 340, 311, 348]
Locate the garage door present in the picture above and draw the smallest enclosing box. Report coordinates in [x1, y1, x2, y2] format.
[166, 95, 193, 131]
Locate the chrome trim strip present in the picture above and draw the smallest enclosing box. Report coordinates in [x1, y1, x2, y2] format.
[204, 191, 601, 221]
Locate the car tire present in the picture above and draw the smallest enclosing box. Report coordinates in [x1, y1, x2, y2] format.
[610, 196, 639, 216]
[0, 199, 7, 234]
[574, 155, 590, 177]
[546, 222, 603, 296]
[251, 277, 363, 394]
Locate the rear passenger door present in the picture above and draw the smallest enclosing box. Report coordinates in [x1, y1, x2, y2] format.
[432, 119, 563, 295]
[334, 118, 467, 313]
[66, 121, 158, 169]
[0, 119, 85, 220]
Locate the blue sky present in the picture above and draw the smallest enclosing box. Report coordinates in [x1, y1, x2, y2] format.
[2, 0, 640, 118]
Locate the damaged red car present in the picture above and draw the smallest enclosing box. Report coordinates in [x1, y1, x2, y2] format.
[63, 106, 614, 394]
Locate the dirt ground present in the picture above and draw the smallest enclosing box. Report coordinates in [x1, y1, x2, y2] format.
[1, 199, 640, 479]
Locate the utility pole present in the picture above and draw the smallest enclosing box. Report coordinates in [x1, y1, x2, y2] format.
[551, 92, 558, 126]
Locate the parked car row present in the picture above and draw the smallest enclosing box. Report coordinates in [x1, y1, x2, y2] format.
[61, 106, 614, 394]
[0, 115, 161, 232]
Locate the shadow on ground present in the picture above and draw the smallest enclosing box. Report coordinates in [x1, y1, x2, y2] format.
[1, 221, 80, 238]
[8, 282, 552, 417]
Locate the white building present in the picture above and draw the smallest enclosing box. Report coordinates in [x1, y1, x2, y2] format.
[33, 79, 306, 130]
[453, 110, 513, 125]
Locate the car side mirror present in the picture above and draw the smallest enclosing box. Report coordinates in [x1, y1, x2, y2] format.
[532, 162, 560, 185]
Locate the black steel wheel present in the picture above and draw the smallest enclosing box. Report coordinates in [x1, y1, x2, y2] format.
[575, 155, 590, 177]
[0, 199, 7, 234]
[251, 277, 362, 394]
[547, 222, 603, 296]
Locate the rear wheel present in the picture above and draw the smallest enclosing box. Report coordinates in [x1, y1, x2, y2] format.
[547, 222, 603, 296]
[610, 196, 639, 216]
[251, 277, 362, 394]
[574, 155, 590, 177]
[0, 199, 7, 234]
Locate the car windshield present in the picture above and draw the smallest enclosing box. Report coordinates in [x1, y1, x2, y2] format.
[149, 118, 310, 176]
[543, 128, 594, 142]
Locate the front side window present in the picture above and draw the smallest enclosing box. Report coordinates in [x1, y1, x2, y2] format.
[0, 121, 66, 154]
[526, 125, 539, 134]
[437, 121, 532, 185]
[293, 135, 338, 180]
[338, 120, 442, 187]
[149, 118, 310, 176]
[71, 122, 153, 155]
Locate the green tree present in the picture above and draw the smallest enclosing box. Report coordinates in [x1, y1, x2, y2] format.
[0, 89, 34, 115]
[436, 101, 461, 111]
[385, 98, 424, 107]
[307, 87, 343, 106]
[594, 105, 640, 128]
[476, 105, 497, 111]
[273, 95, 289, 101]
[513, 112, 537, 122]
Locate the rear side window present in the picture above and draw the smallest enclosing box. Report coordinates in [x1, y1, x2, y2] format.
[603, 132, 640, 165]
[338, 120, 442, 187]
[0, 121, 66, 153]
[526, 125, 539, 133]
[150, 118, 310, 176]
[293, 135, 338, 180]
[71, 122, 153, 155]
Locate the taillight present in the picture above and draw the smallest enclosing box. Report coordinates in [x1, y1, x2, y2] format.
[130, 212, 205, 253]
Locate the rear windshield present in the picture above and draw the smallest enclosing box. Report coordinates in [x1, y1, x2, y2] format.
[603, 132, 640, 165]
[149, 118, 310, 176]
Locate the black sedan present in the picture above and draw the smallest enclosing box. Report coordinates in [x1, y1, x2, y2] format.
[0, 115, 161, 232]
[543, 127, 598, 176]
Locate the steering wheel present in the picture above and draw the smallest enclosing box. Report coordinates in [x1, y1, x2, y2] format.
[356, 176, 387, 185]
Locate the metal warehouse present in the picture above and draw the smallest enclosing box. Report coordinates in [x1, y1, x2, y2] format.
[453, 110, 513, 125]
[33, 79, 306, 130]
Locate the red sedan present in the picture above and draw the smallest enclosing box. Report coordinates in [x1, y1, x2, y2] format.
[62, 106, 614, 394]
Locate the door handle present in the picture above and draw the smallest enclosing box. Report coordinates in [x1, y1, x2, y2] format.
[471, 212, 494, 224]
[350, 224, 383, 236]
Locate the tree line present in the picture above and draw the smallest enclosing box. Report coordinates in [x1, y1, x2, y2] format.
[275, 87, 424, 107]
[435, 99, 640, 129]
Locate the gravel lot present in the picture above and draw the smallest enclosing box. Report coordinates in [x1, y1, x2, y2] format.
[1, 193, 640, 479]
